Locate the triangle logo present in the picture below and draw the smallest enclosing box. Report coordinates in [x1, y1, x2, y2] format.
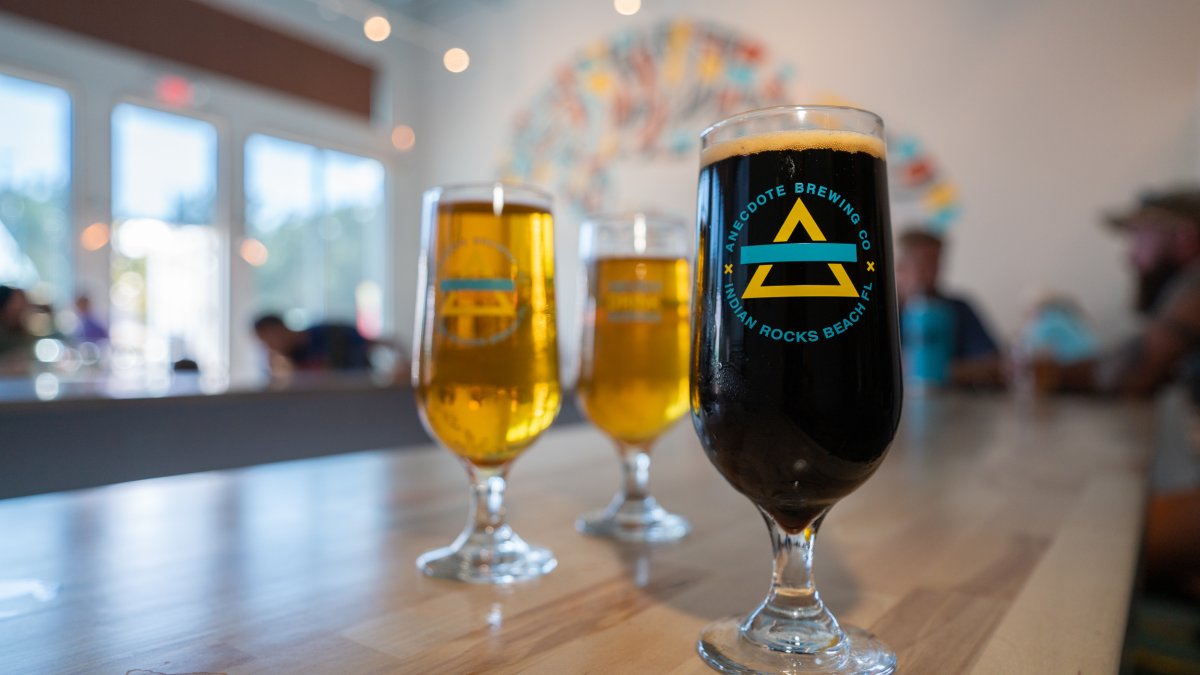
[741, 196, 859, 299]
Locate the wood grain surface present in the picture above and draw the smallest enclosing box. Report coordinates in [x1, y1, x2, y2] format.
[0, 393, 1154, 674]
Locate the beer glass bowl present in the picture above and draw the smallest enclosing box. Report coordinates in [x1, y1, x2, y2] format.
[691, 106, 902, 673]
[412, 182, 561, 584]
[574, 212, 692, 543]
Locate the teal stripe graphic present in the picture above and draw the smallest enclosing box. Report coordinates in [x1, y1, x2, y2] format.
[740, 243, 858, 265]
[439, 278, 515, 291]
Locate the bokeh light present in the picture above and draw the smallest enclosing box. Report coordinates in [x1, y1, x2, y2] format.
[364, 15, 391, 42]
[155, 75, 194, 108]
[34, 338, 63, 363]
[443, 48, 470, 73]
[34, 373, 60, 401]
[80, 222, 110, 251]
[614, 0, 641, 16]
[239, 238, 269, 267]
[391, 125, 416, 152]
[355, 281, 382, 339]
[114, 219, 170, 259]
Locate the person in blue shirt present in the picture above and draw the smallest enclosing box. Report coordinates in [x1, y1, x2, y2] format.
[895, 229, 1003, 387]
[253, 313, 373, 372]
[73, 293, 108, 343]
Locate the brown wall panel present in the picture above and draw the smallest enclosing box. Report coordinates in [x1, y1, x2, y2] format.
[0, 0, 375, 118]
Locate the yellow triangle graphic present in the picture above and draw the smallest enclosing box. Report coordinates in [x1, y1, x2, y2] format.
[742, 196, 859, 299]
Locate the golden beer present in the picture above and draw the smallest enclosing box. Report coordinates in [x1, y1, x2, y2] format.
[577, 257, 690, 446]
[415, 200, 561, 467]
[573, 212, 692, 542]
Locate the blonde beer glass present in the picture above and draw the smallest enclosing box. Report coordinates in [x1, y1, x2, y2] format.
[413, 182, 561, 583]
[575, 212, 692, 542]
[692, 107, 901, 672]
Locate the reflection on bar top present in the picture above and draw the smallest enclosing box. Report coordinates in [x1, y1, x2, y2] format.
[0, 370, 405, 405]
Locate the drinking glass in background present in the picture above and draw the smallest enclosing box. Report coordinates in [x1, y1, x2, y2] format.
[575, 212, 692, 542]
[412, 182, 561, 583]
[691, 106, 902, 673]
[1010, 292, 1100, 398]
[900, 294, 954, 389]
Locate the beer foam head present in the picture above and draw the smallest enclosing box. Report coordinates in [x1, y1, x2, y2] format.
[701, 130, 885, 167]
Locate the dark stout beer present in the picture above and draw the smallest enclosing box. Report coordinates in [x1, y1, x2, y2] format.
[692, 130, 902, 532]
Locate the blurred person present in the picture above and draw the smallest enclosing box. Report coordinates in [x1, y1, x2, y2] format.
[895, 229, 1002, 387]
[252, 313, 372, 372]
[1039, 188, 1200, 606]
[1047, 189, 1200, 397]
[0, 285, 34, 374]
[0, 285, 28, 342]
[72, 293, 108, 343]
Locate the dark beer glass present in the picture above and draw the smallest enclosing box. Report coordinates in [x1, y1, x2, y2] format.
[691, 106, 902, 673]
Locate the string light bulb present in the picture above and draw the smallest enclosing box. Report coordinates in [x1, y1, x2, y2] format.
[391, 125, 416, 152]
[239, 238, 269, 267]
[614, 0, 641, 16]
[443, 48, 470, 73]
[363, 15, 391, 42]
[80, 223, 110, 251]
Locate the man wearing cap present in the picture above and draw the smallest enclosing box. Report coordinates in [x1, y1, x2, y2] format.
[1045, 189, 1200, 604]
[1055, 189, 1200, 396]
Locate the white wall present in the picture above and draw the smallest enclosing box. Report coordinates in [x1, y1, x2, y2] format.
[415, 0, 1200, 364]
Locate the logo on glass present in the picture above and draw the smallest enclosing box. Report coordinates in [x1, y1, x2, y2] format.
[437, 238, 524, 346]
[600, 279, 663, 323]
[724, 183, 877, 343]
[742, 196, 858, 299]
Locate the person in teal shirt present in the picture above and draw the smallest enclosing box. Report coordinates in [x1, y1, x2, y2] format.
[895, 229, 1002, 387]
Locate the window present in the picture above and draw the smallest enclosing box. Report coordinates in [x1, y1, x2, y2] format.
[244, 134, 386, 339]
[0, 72, 71, 309]
[110, 104, 220, 377]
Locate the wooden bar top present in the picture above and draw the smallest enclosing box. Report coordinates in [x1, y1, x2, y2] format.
[0, 393, 1154, 674]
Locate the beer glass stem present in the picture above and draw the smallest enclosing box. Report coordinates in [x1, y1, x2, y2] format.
[467, 466, 514, 542]
[577, 441, 690, 542]
[416, 460, 556, 583]
[742, 513, 845, 653]
[620, 445, 652, 502]
[601, 444, 665, 521]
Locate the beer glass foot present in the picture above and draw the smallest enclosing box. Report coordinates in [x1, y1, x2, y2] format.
[576, 505, 691, 543]
[698, 619, 895, 674]
[417, 532, 556, 584]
